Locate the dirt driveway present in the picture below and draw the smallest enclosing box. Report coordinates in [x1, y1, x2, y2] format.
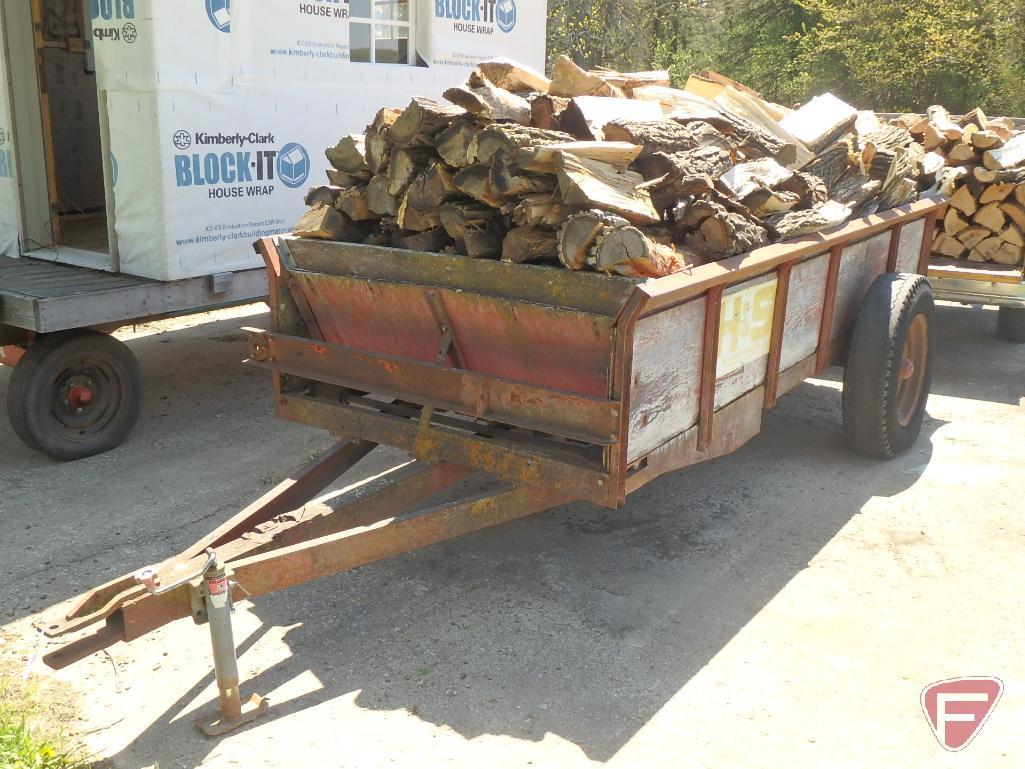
[1, 301, 1022, 768]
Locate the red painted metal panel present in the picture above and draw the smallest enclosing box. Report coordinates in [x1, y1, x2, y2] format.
[294, 272, 614, 398]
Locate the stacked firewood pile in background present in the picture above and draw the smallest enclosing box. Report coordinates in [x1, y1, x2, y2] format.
[896, 107, 1025, 266]
[294, 57, 955, 278]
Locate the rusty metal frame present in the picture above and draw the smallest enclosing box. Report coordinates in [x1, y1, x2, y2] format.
[763, 261, 793, 409]
[43, 439, 568, 670]
[246, 329, 621, 446]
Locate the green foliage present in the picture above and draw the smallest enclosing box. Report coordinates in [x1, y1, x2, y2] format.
[0, 708, 85, 769]
[545, 0, 1025, 114]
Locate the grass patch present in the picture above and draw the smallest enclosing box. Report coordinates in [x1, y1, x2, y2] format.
[0, 637, 89, 769]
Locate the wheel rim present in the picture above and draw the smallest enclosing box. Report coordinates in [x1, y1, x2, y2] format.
[48, 357, 125, 443]
[896, 313, 928, 427]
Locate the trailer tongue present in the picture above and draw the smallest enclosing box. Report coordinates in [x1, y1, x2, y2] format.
[39, 196, 944, 735]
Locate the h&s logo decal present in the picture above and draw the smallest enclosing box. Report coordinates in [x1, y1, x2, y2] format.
[206, 0, 231, 33]
[277, 143, 311, 188]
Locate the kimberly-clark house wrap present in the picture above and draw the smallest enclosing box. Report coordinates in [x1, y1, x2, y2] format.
[0, 0, 546, 280]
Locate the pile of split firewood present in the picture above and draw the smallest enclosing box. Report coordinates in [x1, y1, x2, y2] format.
[293, 57, 968, 277]
[897, 107, 1025, 266]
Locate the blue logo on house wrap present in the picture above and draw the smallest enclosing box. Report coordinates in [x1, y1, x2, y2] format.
[277, 143, 310, 188]
[496, 0, 516, 32]
[206, 0, 231, 32]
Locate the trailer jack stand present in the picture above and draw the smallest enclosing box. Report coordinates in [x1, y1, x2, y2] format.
[194, 557, 268, 736]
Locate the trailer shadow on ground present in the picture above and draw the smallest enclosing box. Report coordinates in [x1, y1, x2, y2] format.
[96, 377, 944, 765]
[929, 302, 1025, 405]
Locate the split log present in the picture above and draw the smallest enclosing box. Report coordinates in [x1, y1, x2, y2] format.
[501, 225, 559, 263]
[305, 185, 342, 207]
[439, 200, 505, 258]
[946, 143, 977, 164]
[549, 55, 619, 98]
[513, 141, 641, 173]
[777, 171, 829, 206]
[999, 223, 1025, 247]
[326, 135, 370, 174]
[1016, 186, 1025, 207]
[949, 185, 979, 216]
[435, 117, 479, 169]
[685, 201, 770, 258]
[804, 139, 854, 188]
[721, 158, 793, 199]
[974, 236, 1023, 265]
[390, 97, 465, 146]
[957, 226, 991, 249]
[366, 174, 399, 216]
[932, 232, 967, 258]
[364, 107, 401, 173]
[295, 204, 370, 242]
[591, 67, 671, 96]
[452, 165, 505, 208]
[975, 202, 1007, 233]
[999, 201, 1025, 232]
[973, 167, 999, 184]
[828, 172, 882, 209]
[943, 207, 970, 236]
[979, 182, 1016, 204]
[602, 119, 729, 156]
[405, 163, 458, 211]
[530, 94, 570, 131]
[510, 193, 580, 227]
[477, 58, 550, 93]
[555, 153, 660, 225]
[778, 92, 857, 153]
[560, 96, 664, 140]
[958, 108, 988, 129]
[765, 201, 852, 241]
[489, 152, 556, 197]
[983, 134, 1025, 170]
[591, 225, 696, 277]
[927, 105, 963, 140]
[394, 227, 453, 253]
[469, 124, 574, 165]
[632, 146, 732, 184]
[327, 169, 371, 187]
[971, 130, 1004, 150]
[444, 70, 531, 124]
[336, 185, 377, 221]
[387, 147, 434, 198]
[396, 197, 441, 232]
[743, 189, 801, 218]
[558, 209, 627, 269]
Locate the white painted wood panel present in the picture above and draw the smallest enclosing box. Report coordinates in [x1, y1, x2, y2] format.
[896, 218, 925, 274]
[779, 252, 828, 372]
[627, 297, 705, 461]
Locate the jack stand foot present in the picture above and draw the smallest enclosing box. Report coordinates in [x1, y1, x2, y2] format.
[195, 693, 269, 737]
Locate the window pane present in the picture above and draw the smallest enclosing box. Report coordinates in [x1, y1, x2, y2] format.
[374, 24, 408, 64]
[350, 0, 371, 18]
[374, 0, 408, 21]
[350, 23, 371, 63]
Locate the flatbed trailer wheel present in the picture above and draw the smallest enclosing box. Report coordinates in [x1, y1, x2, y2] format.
[996, 306, 1025, 343]
[6, 329, 142, 461]
[842, 273, 934, 458]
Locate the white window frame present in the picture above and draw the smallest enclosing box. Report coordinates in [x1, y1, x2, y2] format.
[349, 0, 415, 65]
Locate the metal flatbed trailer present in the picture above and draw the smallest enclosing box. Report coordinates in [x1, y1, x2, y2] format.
[927, 257, 1025, 342]
[1, 255, 267, 460]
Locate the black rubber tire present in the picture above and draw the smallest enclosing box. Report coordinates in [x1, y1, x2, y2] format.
[842, 273, 934, 458]
[6, 330, 142, 461]
[996, 306, 1025, 343]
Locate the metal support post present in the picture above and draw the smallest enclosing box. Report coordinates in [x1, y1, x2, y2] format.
[194, 553, 269, 736]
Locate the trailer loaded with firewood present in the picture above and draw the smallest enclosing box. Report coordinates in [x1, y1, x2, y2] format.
[293, 58, 949, 279]
[886, 107, 1025, 341]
